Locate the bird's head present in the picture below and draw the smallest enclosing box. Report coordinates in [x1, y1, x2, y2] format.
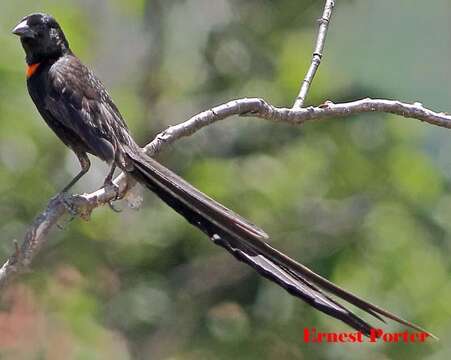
[12, 13, 70, 64]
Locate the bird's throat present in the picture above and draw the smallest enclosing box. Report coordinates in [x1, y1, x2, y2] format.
[26, 63, 41, 78]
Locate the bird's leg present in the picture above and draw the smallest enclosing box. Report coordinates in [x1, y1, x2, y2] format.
[57, 152, 91, 224]
[57, 197, 75, 229]
[103, 162, 116, 187]
[103, 162, 121, 213]
[61, 152, 91, 193]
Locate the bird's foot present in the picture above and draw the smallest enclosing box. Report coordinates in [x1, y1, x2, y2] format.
[104, 180, 122, 213]
[56, 192, 77, 229]
[58, 191, 79, 216]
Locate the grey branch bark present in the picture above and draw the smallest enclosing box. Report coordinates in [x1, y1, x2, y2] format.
[2, 0, 449, 289]
[293, 0, 335, 108]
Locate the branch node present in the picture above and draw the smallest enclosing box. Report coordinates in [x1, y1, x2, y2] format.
[318, 100, 334, 108]
[210, 108, 218, 117]
[159, 129, 172, 141]
[317, 17, 329, 26]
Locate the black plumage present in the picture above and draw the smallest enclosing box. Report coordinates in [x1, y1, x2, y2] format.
[12, 13, 432, 337]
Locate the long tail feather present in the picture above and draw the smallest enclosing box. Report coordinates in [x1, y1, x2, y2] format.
[126, 149, 435, 338]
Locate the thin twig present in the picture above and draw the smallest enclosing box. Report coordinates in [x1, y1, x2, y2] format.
[1, 96, 450, 288]
[293, 0, 335, 108]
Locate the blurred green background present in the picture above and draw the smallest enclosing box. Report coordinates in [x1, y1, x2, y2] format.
[1, 0, 450, 359]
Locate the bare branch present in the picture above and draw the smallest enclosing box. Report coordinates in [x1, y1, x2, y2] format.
[147, 98, 451, 153]
[1, 96, 449, 289]
[293, 0, 335, 108]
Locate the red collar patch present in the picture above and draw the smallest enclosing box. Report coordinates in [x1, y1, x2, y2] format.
[26, 63, 41, 78]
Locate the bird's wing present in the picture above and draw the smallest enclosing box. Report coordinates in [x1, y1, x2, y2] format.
[43, 55, 131, 160]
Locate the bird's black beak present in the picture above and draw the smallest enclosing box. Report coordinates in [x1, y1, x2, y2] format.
[12, 20, 36, 39]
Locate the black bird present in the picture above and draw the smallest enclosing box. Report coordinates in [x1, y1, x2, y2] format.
[12, 13, 432, 337]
